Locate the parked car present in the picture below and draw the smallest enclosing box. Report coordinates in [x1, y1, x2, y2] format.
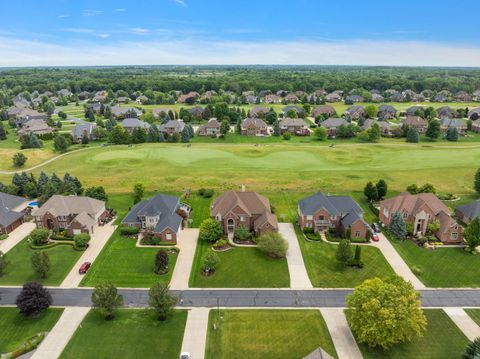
[180, 353, 190, 359]
[78, 262, 91, 274]
[372, 222, 381, 233]
[371, 233, 380, 242]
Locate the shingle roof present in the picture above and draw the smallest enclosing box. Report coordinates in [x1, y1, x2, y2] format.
[282, 105, 302, 114]
[320, 118, 348, 128]
[456, 200, 480, 221]
[279, 118, 308, 127]
[121, 118, 150, 130]
[241, 118, 267, 129]
[71, 122, 95, 138]
[0, 192, 26, 227]
[33, 195, 105, 217]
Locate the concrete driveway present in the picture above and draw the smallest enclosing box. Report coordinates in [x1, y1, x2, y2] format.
[371, 233, 425, 289]
[0, 222, 36, 253]
[170, 228, 199, 290]
[60, 223, 116, 288]
[278, 223, 313, 289]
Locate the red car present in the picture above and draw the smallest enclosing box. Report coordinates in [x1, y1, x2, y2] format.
[78, 262, 91, 274]
[371, 234, 380, 242]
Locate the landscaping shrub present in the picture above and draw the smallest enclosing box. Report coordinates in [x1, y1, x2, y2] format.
[74, 233, 91, 250]
[0, 250, 8, 277]
[6, 332, 46, 358]
[202, 251, 220, 274]
[154, 250, 169, 274]
[212, 239, 229, 250]
[29, 229, 49, 246]
[141, 232, 161, 245]
[0, 233, 8, 240]
[199, 219, 223, 243]
[412, 265, 423, 276]
[197, 188, 206, 196]
[119, 226, 140, 236]
[282, 131, 291, 140]
[303, 227, 314, 235]
[257, 232, 288, 259]
[203, 188, 214, 198]
[234, 225, 251, 242]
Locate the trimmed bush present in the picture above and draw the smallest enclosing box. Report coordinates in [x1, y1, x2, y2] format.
[74, 233, 91, 250]
[29, 229, 50, 246]
[119, 226, 140, 236]
[202, 251, 220, 274]
[234, 225, 251, 242]
[257, 232, 289, 259]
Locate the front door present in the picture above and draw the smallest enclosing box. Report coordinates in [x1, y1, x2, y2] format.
[227, 219, 235, 233]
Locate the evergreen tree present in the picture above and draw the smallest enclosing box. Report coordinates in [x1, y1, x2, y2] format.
[368, 123, 381, 142]
[0, 121, 6, 140]
[364, 181, 379, 202]
[445, 127, 458, 141]
[53, 135, 69, 152]
[147, 124, 159, 142]
[236, 117, 242, 134]
[425, 120, 440, 140]
[158, 132, 165, 143]
[37, 172, 49, 189]
[181, 126, 190, 143]
[265, 109, 278, 125]
[376, 179, 388, 200]
[131, 128, 147, 144]
[475, 168, 480, 195]
[81, 132, 89, 144]
[406, 127, 419, 143]
[336, 239, 352, 268]
[220, 120, 230, 136]
[390, 212, 407, 240]
[273, 120, 280, 136]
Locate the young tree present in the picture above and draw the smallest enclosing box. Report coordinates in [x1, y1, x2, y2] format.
[445, 127, 459, 141]
[132, 183, 145, 204]
[464, 218, 480, 253]
[198, 219, 223, 243]
[390, 212, 407, 240]
[352, 245, 362, 267]
[257, 232, 289, 258]
[16, 282, 52, 317]
[367, 123, 381, 142]
[31, 251, 50, 279]
[81, 132, 89, 144]
[12, 153, 27, 167]
[346, 276, 427, 349]
[180, 126, 191, 143]
[313, 126, 327, 141]
[265, 109, 277, 125]
[91, 283, 123, 320]
[202, 251, 220, 274]
[148, 282, 177, 321]
[425, 120, 440, 141]
[53, 135, 69, 153]
[0, 121, 7, 140]
[336, 239, 352, 268]
[376, 179, 388, 200]
[364, 104, 378, 119]
[406, 127, 419, 143]
[474, 168, 480, 195]
[220, 119, 230, 136]
[273, 120, 280, 136]
[0, 250, 8, 277]
[364, 181, 378, 202]
[154, 250, 170, 274]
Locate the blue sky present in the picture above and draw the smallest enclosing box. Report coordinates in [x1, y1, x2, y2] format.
[1, 0, 479, 66]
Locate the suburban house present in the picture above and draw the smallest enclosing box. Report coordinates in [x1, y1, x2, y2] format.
[378, 105, 397, 120]
[122, 194, 191, 243]
[78, 91, 90, 100]
[152, 108, 173, 119]
[120, 118, 151, 133]
[371, 93, 385, 102]
[472, 120, 480, 133]
[264, 94, 281, 104]
[405, 105, 426, 116]
[402, 115, 428, 133]
[455, 200, 480, 224]
[111, 106, 142, 119]
[188, 106, 205, 118]
[211, 189, 278, 236]
[117, 96, 129, 104]
[361, 118, 394, 136]
[92, 91, 108, 102]
[278, 118, 310, 135]
[439, 118, 467, 134]
[379, 192, 463, 244]
[250, 106, 270, 117]
[320, 118, 349, 137]
[344, 105, 365, 121]
[325, 92, 342, 102]
[468, 107, 480, 120]
[345, 95, 364, 103]
[17, 119, 54, 136]
[284, 93, 299, 103]
[58, 89, 72, 97]
[312, 105, 336, 118]
[281, 105, 303, 117]
[135, 95, 148, 104]
[15, 109, 48, 127]
[32, 195, 109, 236]
[0, 192, 29, 234]
[86, 102, 102, 114]
[71, 122, 97, 143]
[241, 118, 269, 136]
[198, 118, 221, 136]
[177, 91, 200, 104]
[159, 119, 185, 135]
[7, 106, 22, 119]
[436, 106, 456, 119]
[298, 192, 370, 239]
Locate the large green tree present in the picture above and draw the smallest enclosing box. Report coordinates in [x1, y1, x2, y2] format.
[198, 219, 223, 243]
[148, 282, 177, 321]
[464, 218, 480, 253]
[390, 212, 407, 240]
[425, 120, 440, 141]
[91, 283, 123, 320]
[346, 276, 427, 349]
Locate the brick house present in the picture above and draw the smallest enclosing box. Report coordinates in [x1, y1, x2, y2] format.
[320, 118, 349, 137]
[455, 200, 480, 225]
[298, 192, 370, 239]
[439, 118, 467, 134]
[472, 120, 480, 133]
[312, 106, 336, 118]
[0, 192, 29, 234]
[211, 190, 278, 236]
[241, 118, 269, 136]
[32, 195, 108, 236]
[120, 118, 151, 134]
[159, 119, 185, 135]
[198, 118, 221, 136]
[278, 118, 310, 136]
[122, 194, 191, 243]
[379, 192, 463, 244]
[402, 116, 428, 133]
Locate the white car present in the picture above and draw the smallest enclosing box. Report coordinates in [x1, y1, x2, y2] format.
[180, 352, 190, 359]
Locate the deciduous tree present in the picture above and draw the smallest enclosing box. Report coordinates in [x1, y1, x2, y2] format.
[91, 283, 123, 320]
[148, 283, 177, 321]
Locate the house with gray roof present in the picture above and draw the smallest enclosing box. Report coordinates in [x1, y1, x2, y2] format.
[436, 106, 456, 119]
[188, 106, 205, 118]
[122, 193, 191, 243]
[439, 118, 467, 134]
[278, 118, 309, 136]
[198, 118, 221, 136]
[111, 106, 142, 119]
[468, 107, 480, 120]
[344, 105, 365, 121]
[0, 192, 29, 234]
[378, 105, 397, 121]
[320, 118, 349, 137]
[241, 118, 268, 136]
[71, 122, 97, 143]
[472, 119, 480, 133]
[456, 200, 480, 224]
[281, 105, 303, 117]
[250, 106, 270, 118]
[298, 192, 370, 239]
[121, 118, 151, 133]
[159, 119, 185, 135]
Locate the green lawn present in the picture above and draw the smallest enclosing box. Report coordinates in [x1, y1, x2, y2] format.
[60, 309, 187, 359]
[80, 229, 178, 287]
[205, 309, 337, 359]
[0, 239, 83, 286]
[0, 307, 64, 353]
[295, 226, 395, 287]
[189, 238, 290, 288]
[351, 309, 469, 359]
[388, 235, 480, 287]
[464, 309, 480, 326]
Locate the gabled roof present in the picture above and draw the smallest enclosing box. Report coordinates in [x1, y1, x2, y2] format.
[402, 116, 427, 127]
[121, 118, 150, 130]
[282, 105, 302, 114]
[211, 191, 271, 217]
[279, 118, 307, 127]
[159, 119, 185, 131]
[250, 106, 270, 116]
[0, 192, 27, 227]
[456, 200, 480, 220]
[71, 122, 96, 138]
[312, 105, 335, 116]
[380, 192, 450, 217]
[320, 118, 348, 128]
[439, 118, 466, 128]
[33, 195, 105, 217]
[241, 117, 267, 129]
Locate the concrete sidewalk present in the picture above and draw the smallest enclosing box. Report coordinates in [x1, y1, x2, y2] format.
[278, 223, 313, 289]
[171, 229, 199, 290]
[181, 307, 210, 359]
[60, 223, 116, 288]
[444, 307, 480, 341]
[320, 308, 363, 359]
[0, 222, 36, 254]
[372, 234, 425, 289]
[31, 307, 90, 359]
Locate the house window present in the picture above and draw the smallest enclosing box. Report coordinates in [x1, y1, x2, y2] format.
[403, 212, 408, 219]
[319, 215, 324, 220]
[166, 233, 172, 241]
[240, 216, 245, 222]
[306, 215, 313, 220]
[355, 231, 361, 238]
[451, 232, 458, 240]
[383, 208, 389, 218]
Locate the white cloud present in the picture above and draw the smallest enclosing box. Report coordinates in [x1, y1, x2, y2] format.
[130, 28, 150, 34]
[115, 9, 126, 12]
[98, 34, 110, 39]
[172, 0, 187, 7]
[62, 28, 95, 34]
[58, 14, 70, 19]
[82, 10, 104, 17]
[0, 37, 479, 67]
